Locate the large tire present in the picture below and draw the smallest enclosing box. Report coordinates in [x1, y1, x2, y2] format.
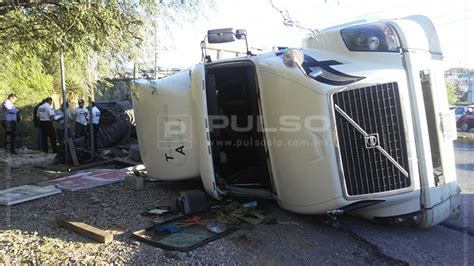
[461, 122, 470, 132]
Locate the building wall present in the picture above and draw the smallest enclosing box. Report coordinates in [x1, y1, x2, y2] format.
[95, 79, 132, 102]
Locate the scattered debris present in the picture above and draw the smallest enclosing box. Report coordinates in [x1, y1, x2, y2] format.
[225, 201, 266, 225]
[242, 200, 258, 208]
[206, 222, 226, 234]
[155, 224, 183, 233]
[234, 210, 266, 225]
[132, 213, 236, 252]
[0, 185, 61, 206]
[177, 190, 207, 215]
[141, 205, 174, 217]
[132, 199, 269, 252]
[147, 208, 170, 216]
[0, 151, 396, 263]
[56, 216, 114, 244]
[39, 169, 129, 192]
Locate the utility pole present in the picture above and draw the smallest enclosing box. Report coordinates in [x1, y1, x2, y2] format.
[88, 57, 95, 161]
[154, 23, 158, 79]
[60, 52, 68, 163]
[133, 62, 137, 80]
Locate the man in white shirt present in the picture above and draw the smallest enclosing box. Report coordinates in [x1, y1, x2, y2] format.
[89, 101, 101, 152]
[73, 99, 89, 138]
[1, 93, 19, 154]
[37, 97, 57, 153]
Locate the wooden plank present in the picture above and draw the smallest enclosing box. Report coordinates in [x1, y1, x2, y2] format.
[67, 138, 79, 166]
[66, 159, 116, 172]
[56, 216, 113, 244]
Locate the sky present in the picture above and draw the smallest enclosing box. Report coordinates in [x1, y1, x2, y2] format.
[153, 0, 473, 70]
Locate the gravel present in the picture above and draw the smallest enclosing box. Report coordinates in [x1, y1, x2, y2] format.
[0, 149, 397, 264]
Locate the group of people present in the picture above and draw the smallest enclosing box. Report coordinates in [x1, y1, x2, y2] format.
[1, 93, 100, 155]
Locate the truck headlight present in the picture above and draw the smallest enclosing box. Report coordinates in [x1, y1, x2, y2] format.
[340, 23, 400, 52]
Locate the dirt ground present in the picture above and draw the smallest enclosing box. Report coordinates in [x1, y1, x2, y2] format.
[0, 150, 61, 190]
[0, 148, 398, 264]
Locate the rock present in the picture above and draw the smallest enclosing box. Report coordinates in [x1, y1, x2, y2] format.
[89, 196, 100, 204]
[163, 251, 185, 261]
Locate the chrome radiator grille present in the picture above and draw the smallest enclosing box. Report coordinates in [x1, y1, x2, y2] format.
[333, 82, 411, 196]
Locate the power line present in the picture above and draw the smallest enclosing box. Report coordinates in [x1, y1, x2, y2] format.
[268, 0, 319, 35]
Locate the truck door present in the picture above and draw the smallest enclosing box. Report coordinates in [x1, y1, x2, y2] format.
[191, 64, 221, 199]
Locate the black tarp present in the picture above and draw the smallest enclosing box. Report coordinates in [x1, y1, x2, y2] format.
[96, 101, 135, 148]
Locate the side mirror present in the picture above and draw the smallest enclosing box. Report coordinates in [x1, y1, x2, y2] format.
[201, 28, 251, 61]
[235, 29, 247, 40]
[207, 28, 236, 44]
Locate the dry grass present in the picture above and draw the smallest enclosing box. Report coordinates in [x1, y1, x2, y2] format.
[456, 132, 474, 144]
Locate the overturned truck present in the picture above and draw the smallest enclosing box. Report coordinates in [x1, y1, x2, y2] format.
[132, 15, 461, 227]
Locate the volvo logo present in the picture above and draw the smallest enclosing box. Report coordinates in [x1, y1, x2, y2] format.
[365, 134, 380, 149]
[275, 52, 365, 86]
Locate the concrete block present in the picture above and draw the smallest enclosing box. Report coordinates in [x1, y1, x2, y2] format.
[125, 175, 144, 190]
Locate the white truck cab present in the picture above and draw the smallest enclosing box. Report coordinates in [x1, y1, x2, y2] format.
[132, 15, 461, 227]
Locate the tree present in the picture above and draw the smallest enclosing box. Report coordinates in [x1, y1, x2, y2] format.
[0, 0, 214, 95]
[0, 0, 213, 147]
[0, 48, 54, 107]
[1, 1, 143, 55]
[0, 1, 144, 106]
[1, 0, 214, 76]
[446, 80, 458, 105]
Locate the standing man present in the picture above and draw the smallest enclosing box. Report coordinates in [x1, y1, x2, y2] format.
[33, 98, 46, 151]
[37, 97, 58, 154]
[90, 101, 101, 152]
[1, 93, 19, 154]
[73, 99, 88, 138]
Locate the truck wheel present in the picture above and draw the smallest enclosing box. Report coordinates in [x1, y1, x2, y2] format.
[460, 122, 470, 132]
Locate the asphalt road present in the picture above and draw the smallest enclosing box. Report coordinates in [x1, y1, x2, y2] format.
[345, 142, 474, 265]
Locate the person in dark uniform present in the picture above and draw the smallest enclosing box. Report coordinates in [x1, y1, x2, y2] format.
[1, 93, 19, 154]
